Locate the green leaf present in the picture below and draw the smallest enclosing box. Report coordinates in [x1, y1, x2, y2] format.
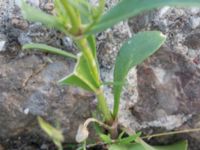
[99, 133, 112, 143]
[118, 131, 126, 139]
[89, 0, 200, 34]
[59, 53, 100, 92]
[116, 132, 141, 145]
[20, 0, 65, 32]
[37, 117, 64, 147]
[23, 43, 77, 59]
[113, 31, 166, 117]
[109, 143, 143, 150]
[154, 141, 188, 150]
[109, 141, 188, 150]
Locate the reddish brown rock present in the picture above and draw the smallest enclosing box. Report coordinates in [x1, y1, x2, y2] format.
[133, 48, 200, 122]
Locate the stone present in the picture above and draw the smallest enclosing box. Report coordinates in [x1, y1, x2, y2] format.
[0, 0, 116, 145]
[0, 34, 7, 52]
[0, 41, 6, 52]
[184, 33, 200, 50]
[120, 7, 200, 149]
[1, 0, 200, 149]
[132, 48, 200, 122]
[0, 54, 94, 142]
[97, 22, 132, 69]
[129, 7, 200, 64]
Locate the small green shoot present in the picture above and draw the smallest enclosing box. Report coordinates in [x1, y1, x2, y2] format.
[37, 117, 64, 150]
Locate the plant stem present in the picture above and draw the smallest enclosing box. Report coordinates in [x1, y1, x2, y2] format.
[96, 89, 113, 123]
[142, 128, 200, 139]
[76, 38, 100, 83]
[62, 0, 81, 34]
[76, 37, 113, 123]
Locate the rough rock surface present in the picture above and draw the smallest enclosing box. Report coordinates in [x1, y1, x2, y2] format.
[0, 0, 93, 144]
[133, 47, 200, 122]
[1, 0, 200, 149]
[126, 7, 200, 149]
[0, 54, 94, 142]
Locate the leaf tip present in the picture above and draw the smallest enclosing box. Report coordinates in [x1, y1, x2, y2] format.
[58, 78, 65, 85]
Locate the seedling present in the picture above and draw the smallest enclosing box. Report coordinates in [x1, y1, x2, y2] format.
[20, 0, 200, 149]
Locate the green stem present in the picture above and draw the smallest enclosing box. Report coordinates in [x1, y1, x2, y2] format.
[62, 0, 81, 34]
[142, 128, 200, 139]
[76, 38, 112, 122]
[76, 38, 100, 83]
[96, 89, 113, 123]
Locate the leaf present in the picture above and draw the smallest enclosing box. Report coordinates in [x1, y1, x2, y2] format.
[99, 133, 112, 143]
[113, 31, 166, 117]
[23, 43, 77, 59]
[116, 132, 141, 145]
[37, 117, 64, 143]
[109, 143, 143, 150]
[118, 131, 126, 139]
[89, 0, 200, 34]
[59, 53, 100, 92]
[154, 141, 188, 150]
[109, 141, 188, 150]
[20, 0, 65, 32]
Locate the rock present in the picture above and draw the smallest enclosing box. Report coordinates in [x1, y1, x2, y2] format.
[0, 34, 6, 52]
[125, 7, 200, 149]
[1, 0, 200, 149]
[97, 21, 132, 69]
[184, 33, 200, 50]
[0, 54, 94, 142]
[0, 0, 75, 56]
[0, 0, 119, 144]
[0, 41, 6, 52]
[128, 7, 200, 63]
[132, 48, 200, 122]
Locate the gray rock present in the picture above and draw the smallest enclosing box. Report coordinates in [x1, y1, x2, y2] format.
[0, 55, 94, 142]
[184, 33, 200, 50]
[97, 22, 132, 69]
[0, 41, 6, 52]
[1, 0, 200, 149]
[132, 48, 200, 121]
[125, 7, 200, 149]
[0, 0, 117, 144]
[129, 7, 200, 62]
[0, 34, 6, 52]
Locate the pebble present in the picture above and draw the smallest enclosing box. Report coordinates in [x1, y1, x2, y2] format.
[0, 41, 6, 52]
[11, 18, 29, 30]
[0, 34, 7, 52]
